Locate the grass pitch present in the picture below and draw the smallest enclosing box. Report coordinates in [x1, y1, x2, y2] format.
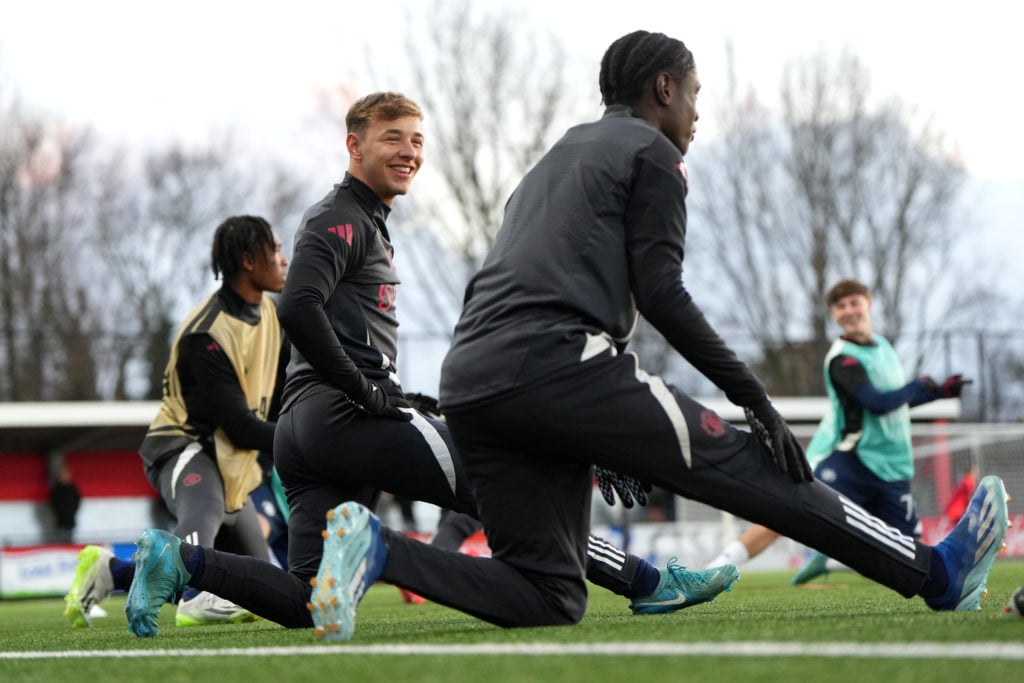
[3, 560, 1023, 682]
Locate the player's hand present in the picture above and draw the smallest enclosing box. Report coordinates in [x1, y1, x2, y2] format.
[939, 374, 971, 398]
[405, 392, 441, 419]
[744, 398, 813, 483]
[594, 466, 652, 508]
[378, 377, 412, 410]
[352, 377, 413, 421]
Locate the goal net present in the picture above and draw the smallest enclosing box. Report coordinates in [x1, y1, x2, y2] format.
[593, 421, 1024, 569]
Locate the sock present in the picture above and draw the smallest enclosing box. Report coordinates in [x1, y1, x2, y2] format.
[918, 546, 950, 599]
[179, 542, 205, 578]
[634, 561, 662, 598]
[110, 557, 136, 591]
[707, 540, 749, 569]
[178, 545, 205, 603]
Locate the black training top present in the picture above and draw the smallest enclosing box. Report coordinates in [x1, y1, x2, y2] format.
[277, 173, 401, 407]
[440, 105, 766, 410]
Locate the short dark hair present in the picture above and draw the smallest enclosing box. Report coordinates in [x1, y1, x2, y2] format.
[211, 215, 275, 281]
[826, 278, 871, 307]
[599, 30, 695, 106]
[346, 92, 423, 136]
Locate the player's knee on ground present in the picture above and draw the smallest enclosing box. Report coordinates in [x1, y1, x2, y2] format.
[523, 571, 588, 627]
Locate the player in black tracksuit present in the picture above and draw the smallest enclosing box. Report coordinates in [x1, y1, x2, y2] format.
[270, 170, 487, 582]
[318, 31, 1004, 630]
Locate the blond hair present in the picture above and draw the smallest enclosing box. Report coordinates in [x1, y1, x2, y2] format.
[345, 92, 422, 135]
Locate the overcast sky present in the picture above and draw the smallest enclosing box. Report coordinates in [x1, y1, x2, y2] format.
[1, 0, 1020, 175]
[2, 0, 1021, 263]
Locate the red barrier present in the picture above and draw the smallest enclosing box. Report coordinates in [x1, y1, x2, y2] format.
[0, 449, 156, 502]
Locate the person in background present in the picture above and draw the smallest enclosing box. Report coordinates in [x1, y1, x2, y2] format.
[50, 464, 81, 543]
[251, 450, 290, 569]
[945, 464, 979, 525]
[706, 279, 971, 584]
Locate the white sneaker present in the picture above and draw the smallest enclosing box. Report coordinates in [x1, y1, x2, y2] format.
[64, 545, 115, 628]
[175, 590, 258, 626]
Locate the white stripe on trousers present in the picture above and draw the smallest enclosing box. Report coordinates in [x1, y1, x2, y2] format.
[839, 495, 917, 559]
[587, 536, 626, 571]
[629, 354, 692, 469]
[406, 409, 458, 496]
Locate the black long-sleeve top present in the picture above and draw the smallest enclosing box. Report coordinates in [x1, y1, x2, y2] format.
[440, 105, 766, 410]
[277, 174, 401, 407]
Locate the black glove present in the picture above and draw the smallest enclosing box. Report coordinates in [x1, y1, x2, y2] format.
[378, 377, 412, 409]
[938, 374, 971, 398]
[405, 392, 441, 419]
[595, 466, 651, 509]
[744, 398, 813, 483]
[351, 376, 412, 422]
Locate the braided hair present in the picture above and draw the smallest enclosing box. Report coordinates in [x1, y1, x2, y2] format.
[599, 31, 695, 106]
[211, 215, 275, 282]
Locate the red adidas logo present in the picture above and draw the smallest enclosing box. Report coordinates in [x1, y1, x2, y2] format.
[328, 224, 353, 245]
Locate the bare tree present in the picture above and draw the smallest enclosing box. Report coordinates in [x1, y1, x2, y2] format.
[0, 56, 325, 402]
[689, 47, 967, 395]
[406, 1, 576, 261]
[907, 285, 1024, 422]
[30, 129, 105, 400]
[0, 81, 108, 400]
[97, 136, 309, 399]
[0, 92, 47, 399]
[317, 0, 591, 338]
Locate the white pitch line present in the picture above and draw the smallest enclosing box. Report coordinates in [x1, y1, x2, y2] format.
[4, 641, 1024, 660]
